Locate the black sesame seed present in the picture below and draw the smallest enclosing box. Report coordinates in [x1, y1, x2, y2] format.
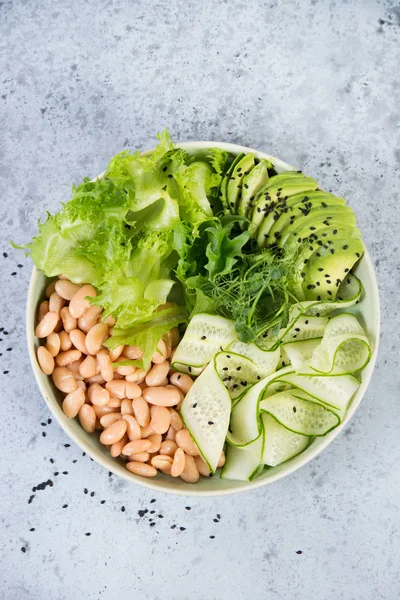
[62, 504, 68, 509]
[192, 403, 197, 408]
[293, 406, 297, 413]
[208, 421, 214, 425]
[210, 535, 215, 539]
[85, 532, 91, 536]
[90, 491, 95, 497]
[201, 335, 206, 340]
[21, 547, 26, 553]
[121, 506, 125, 512]
[30, 528, 35, 532]
[185, 506, 191, 511]
[180, 527, 186, 531]
[296, 550, 303, 555]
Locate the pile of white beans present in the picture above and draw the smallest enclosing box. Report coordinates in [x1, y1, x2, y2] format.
[35, 275, 225, 483]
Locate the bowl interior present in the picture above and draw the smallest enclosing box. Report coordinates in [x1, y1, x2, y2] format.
[26, 142, 380, 496]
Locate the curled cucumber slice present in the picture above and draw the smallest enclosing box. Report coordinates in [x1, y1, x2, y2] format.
[172, 313, 237, 375]
[274, 371, 359, 413]
[262, 413, 310, 467]
[216, 344, 280, 401]
[227, 367, 294, 447]
[310, 313, 371, 375]
[260, 390, 340, 436]
[221, 435, 264, 481]
[281, 338, 322, 372]
[180, 357, 231, 473]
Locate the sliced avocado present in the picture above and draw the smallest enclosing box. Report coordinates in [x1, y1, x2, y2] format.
[249, 175, 318, 237]
[276, 206, 356, 248]
[302, 238, 364, 301]
[291, 227, 360, 300]
[227, 153, 255, 213]
[256, 191, 345, 247]
[263, 171, 304, 183]
[219, 153, 244, 213]
[238, 159, 272, 220]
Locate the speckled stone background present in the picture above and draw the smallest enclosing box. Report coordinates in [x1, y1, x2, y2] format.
[1, 0, 399, 598]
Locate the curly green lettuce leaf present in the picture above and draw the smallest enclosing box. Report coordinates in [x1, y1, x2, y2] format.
[16, 178, 134, 285]
[105, 305, 188, 368]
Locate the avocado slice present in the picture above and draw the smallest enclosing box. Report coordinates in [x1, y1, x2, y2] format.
[291, 227, 361, 300]
[276, 205, 356, 248]
[249, 175, 318, 237]
[219, 153, 244, 213]
[238, 159, 272, 219]
[302, 238, 364, 301]
[256, 191, 345, 247]
[226, 153, 255, 214]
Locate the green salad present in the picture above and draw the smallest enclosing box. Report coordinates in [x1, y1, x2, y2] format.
[19, 131, 372, 482]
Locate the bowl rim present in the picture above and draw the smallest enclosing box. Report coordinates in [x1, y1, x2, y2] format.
[26, 140, 381, 496]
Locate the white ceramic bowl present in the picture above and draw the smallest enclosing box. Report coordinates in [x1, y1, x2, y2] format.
[26, 141, 380, 496]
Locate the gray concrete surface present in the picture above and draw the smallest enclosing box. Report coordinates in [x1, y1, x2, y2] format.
[0, 0, 399, 598]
